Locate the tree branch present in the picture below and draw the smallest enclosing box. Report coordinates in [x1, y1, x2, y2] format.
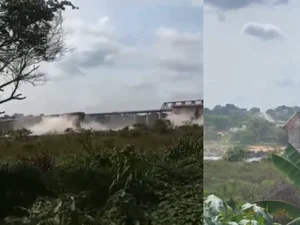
[0, 0, 77, 108]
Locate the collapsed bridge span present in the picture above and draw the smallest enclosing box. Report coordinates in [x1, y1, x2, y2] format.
[0, 99, 203, 131]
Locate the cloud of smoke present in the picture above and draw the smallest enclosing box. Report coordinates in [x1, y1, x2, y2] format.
[24, 116, 80, 135]
[15, 111, 202, 135]
[81, 121, 110, 131]
[166, 112, 203, 127]
[22, 116, 132, 135]
[260, 112, 275, 123]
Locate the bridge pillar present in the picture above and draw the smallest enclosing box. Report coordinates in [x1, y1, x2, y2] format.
[158, 112, 162, 120]
[146, 113, 149, 125]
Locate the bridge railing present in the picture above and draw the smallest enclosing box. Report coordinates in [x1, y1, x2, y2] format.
[160, 99, 203, 110]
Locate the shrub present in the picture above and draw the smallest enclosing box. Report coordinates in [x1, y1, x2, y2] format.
[4, 193, 95, 225]
[0, 163, 51, 218]
[0, 126, 203, 223]
[204, 194, 277, 225]
[222, 146, 249, 162]
[168, 134, 202, 159]
[18, 150, 56, 172]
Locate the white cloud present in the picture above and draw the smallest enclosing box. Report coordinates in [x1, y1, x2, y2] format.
[241, 22, 286, 41]
[1, 2, 203, 115]
[205, 0, 289, 11]
[153, 28, 202, 76]
[204, 0, 300, 110]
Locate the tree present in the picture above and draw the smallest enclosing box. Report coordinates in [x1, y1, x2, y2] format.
[210, 116, 229, 131]
[266, 109, 276, 119]
[0, 0, 78, 111]
[204, 127, 219, 141]
[247, 117, 272, 143]
[225, 103, 237, 110]
[249, 107, 260, 114]
[231, 130, 256, 145]
[222, 146, 249, 162]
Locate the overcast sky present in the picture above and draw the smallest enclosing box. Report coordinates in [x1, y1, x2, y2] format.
[2, 0, 203, 115]
[204, 0, 300, 111]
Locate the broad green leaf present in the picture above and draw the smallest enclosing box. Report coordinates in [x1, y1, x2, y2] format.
[254, 200, 300, 219]
[204, 204, 222, 225]
[272, 154, 300, 187]
[204, 194, 231, 217]
[283, 143, 300, 168]
[241, 203, 273, 223]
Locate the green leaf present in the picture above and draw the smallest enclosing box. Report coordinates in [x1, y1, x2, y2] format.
[240, 203, 272, 223]
[254, 200, 300, 219]
[204, 194, 231, 217]
[272, 154, 300, 187]
[283, 143, 300, 167]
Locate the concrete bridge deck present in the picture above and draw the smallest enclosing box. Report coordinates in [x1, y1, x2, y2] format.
[0, 99, 203, 130]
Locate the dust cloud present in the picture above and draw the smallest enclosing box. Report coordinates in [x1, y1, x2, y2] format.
[166, 112, 203, 127]
[260, 112, 275, 123]
[22, 116, 109, 135]
[16, 112, 202, 135]
[23, 116, 79, 135]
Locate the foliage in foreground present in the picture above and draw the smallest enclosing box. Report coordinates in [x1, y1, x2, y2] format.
[204, 194, 278, 225]
[0, 127, 203, 225]
[253, 143, 300, 224]
[205, 143, 300, 224]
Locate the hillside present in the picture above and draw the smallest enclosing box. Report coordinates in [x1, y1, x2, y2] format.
[204, 104, 293, 148]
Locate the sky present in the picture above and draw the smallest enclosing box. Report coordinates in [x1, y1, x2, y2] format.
[204, 0, 300, 111]
[1, 0, 203, 115]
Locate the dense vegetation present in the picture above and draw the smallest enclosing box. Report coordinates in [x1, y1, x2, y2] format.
[0, 124, 203, 225]
[204, 194, 278, 225]
[204, 143, 300, 224]
[204, 104, 289, 146]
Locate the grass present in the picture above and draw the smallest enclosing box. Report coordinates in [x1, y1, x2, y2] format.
[204, 140, 284, 149]
[204, 140, 235, 147]
[0, 124, 203, 225]
[204, 160, 300, 205]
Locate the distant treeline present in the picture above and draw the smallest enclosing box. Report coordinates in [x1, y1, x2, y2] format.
[204, 104, 291, 145]
[205, 104, 300, 122]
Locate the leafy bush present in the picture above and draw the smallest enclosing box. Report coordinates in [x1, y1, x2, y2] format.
[0, 163, 51, 218]
[17, 150, 56, 172]
[0, 126, 203, 224]
[222, 146, 249, 162]
[231, 130, 256, 145]
[254, 143, 300, 224]
[168, 134, 202, 159]
[4, 193, 95, 225]
[204, 194, 277, 225]
[151, 184, 202, 225]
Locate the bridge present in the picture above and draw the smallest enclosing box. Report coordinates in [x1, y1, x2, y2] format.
[0, 99, 203, 130]
[86, 99, 203, 115]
